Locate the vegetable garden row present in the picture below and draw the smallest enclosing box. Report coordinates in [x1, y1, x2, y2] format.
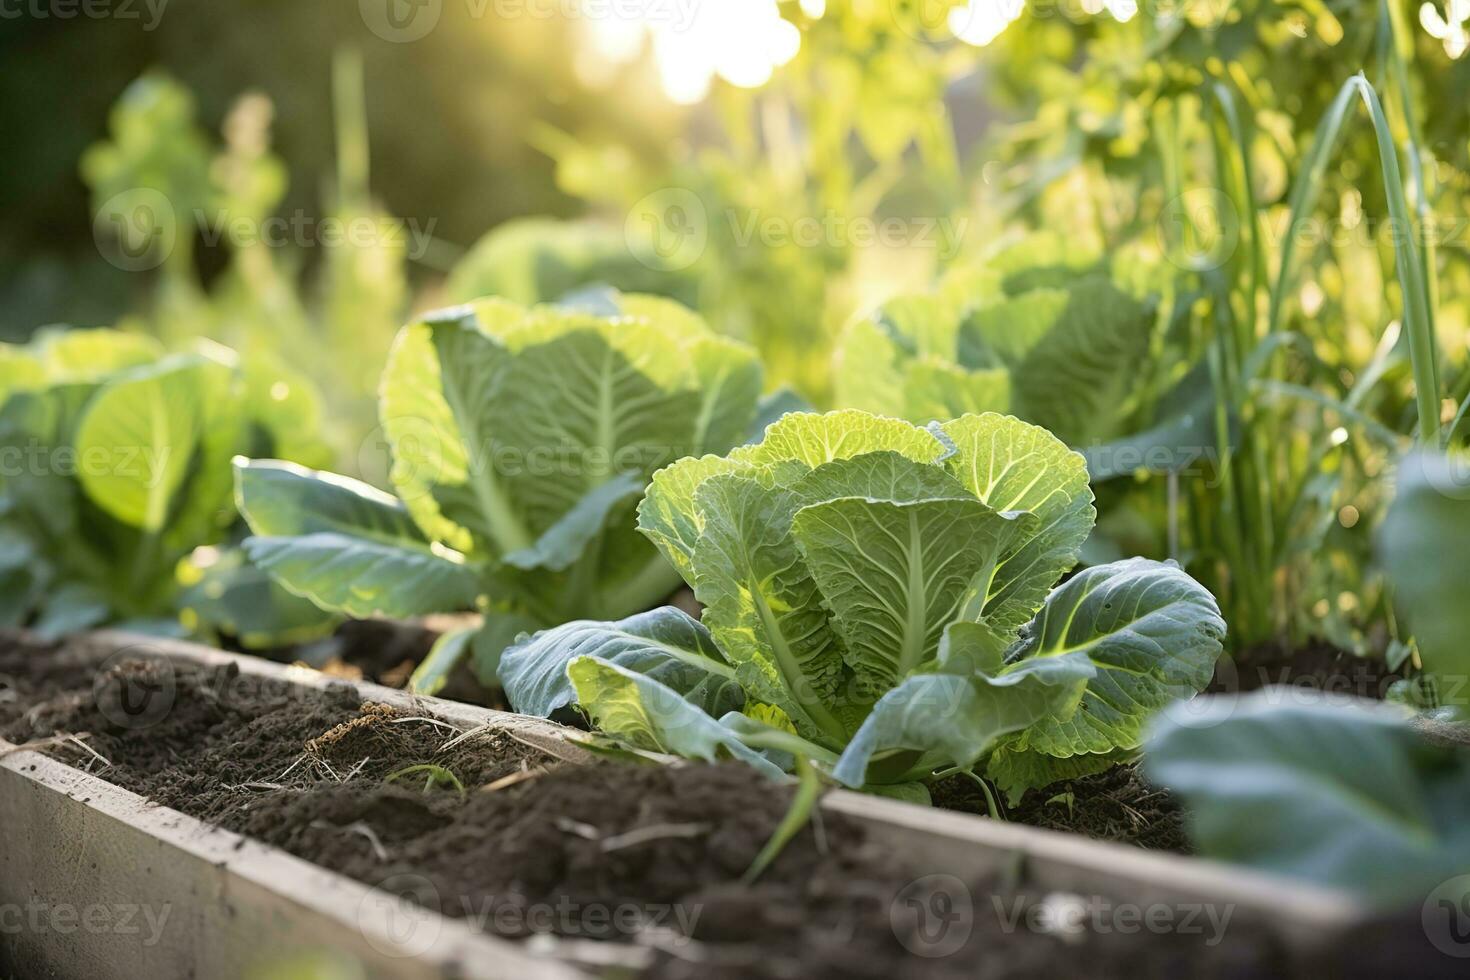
[4, 3, 1470, 976]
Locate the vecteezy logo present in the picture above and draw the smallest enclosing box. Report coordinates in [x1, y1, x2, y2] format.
[625, 187, 708, 272]
[1422, 875, 1470, 957]
[1162, 653, 1239, 730]
[890, 873, 972, 958]
[1157, 187, 1240, 273]
[93, 647, 176, 730]
[358, 872, 443, 958]
[891, 0, 958, 41]
[93, 188, 176, 272]
[1410, 450, 1470, 502]
[357, 418, 443, 502]
[359, 0, 441, 42]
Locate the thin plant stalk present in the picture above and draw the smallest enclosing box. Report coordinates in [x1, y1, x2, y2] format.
[1378, 0, 1439, 337]
[1265, 74, 1441, 446]
[743, 756, 821, 884]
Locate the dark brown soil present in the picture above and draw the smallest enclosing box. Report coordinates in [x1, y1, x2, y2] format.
[356, 762, 1292, 980]
[255, 616, 503, 706]
[0, 633, 1453, 979]
[1215, 640, 1400, 700]
[935, 765, 1190, 853]
[212, 616, 427, 687]
[0, 635, 547, 852]
[310, 617, 436, 688]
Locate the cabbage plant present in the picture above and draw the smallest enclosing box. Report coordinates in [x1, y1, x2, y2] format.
[1148, 692, 1470, 906]
[0, 327, 332, 639]
[235, 292, 765, 691]
[1378, 452, 1470, 717]
[501, 410, 1226, 799]
[444, 217, 698, 309]
[834, 238, 1156, 447]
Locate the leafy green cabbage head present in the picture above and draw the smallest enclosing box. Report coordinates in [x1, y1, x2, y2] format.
[502, 409, 1226, 797]
[236, 292, 766, 690]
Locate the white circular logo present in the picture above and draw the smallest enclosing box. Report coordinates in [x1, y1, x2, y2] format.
[363, 416, 452, 503]
[93, 646, 177, 731]
[93, 188, 176, 272]
[1158, 188, 1240, 272]
[1408, 452, 1470, 502]
[1422, 874, 1470, 958]
[626, 187, 708, 272]
[891, 0, 962, 42]
[1164, 656, 1240, 730]
[358, 872, 443, 958]
[890, 873, 972, 958]
[359, 0, 442, 42]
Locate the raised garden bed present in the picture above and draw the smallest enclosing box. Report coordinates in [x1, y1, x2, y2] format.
[264, 616, 1406, 855]
[7, 629, 1452, 979]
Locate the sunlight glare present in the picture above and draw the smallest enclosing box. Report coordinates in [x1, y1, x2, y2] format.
[950, 0, 1025, 47]
[1421, 1, 1470, 58]
[580, 0, 802, 104]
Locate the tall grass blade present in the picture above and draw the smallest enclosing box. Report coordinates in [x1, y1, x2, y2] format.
[1265, 74, 1441, 445]
[1378, 0, 1439, 334]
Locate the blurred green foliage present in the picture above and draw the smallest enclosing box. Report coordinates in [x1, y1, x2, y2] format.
[542, 0, 981, 399]
[0, 2, 677, 333]
[79, 64, 403, 480]
[0, 327, 334, 640]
